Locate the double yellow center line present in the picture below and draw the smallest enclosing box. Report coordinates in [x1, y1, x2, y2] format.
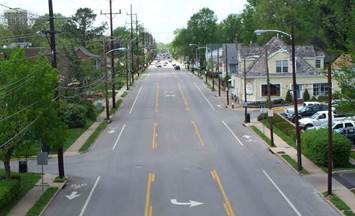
[151, 123, 158, 150]
[191, 120, 205, 146]
[211, 169, 236, 216]
[144, 172, 155, 216]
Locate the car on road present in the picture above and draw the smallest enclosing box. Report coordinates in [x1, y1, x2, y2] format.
[174, 65, 180, 70]
[156, 64, 162, 68]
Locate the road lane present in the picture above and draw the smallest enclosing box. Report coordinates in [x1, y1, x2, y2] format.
[39, 65, 339, 216]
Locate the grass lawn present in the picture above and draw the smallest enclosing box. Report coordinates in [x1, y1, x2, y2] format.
[79, 121, 108, 153]
[121, 91, 128, 98]
[26, 187, 58, 216]
[61, 119, 94, 151]
[261, 120, 296, 148]
[250, 126, 272, 146]
[0, 170, 40, 216]
[281, 154, 309, 175]
[324, 192, 355, 216]
[351, 151, 355, 160]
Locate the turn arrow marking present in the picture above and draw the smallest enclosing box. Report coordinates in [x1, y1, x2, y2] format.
[66, 191, 80, 200]
[170, 199, 204, 207]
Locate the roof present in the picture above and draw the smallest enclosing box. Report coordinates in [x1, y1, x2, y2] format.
[239, 37, 322, 77]
[76, 47, 100, 59]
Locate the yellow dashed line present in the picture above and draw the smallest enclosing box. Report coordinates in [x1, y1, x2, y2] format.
[211, 169, 236, 216]
[155, 83, 160, 113]
[177, 82, 190, 111]
[191, 121, 205, 146]
[145, 172, 155, 216]
[151, 123, 158, 150]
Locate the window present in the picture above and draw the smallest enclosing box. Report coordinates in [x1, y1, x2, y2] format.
[261, 84, 280, 96]
[318, 114, 326, 119]
[316, 59, 321, 68]
[345, 123, 353, 128]
[313, 83, 329, 96]
[276, 60, 288, 73]
[334, 124, 343, 130]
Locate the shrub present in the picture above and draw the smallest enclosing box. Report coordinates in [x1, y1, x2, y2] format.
[303, 89, 310, 101]
[285, 91, 293, 103]
[78, 100, 97, 121]
[0, 176, 21, 207]
[59, 103, 87, 128]
[317, 95, 328, 102]
[302, 129, 352, 167]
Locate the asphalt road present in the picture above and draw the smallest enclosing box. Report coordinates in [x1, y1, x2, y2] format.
[25, 63, 339, 216]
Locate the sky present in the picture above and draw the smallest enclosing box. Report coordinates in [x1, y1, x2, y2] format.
[0, 0, 248, 43]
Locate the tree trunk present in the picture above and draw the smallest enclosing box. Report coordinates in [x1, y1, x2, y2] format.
[3, 152, 11, 178]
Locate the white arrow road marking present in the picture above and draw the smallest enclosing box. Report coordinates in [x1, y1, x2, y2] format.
[108, 129, 115, 134]
[65, 191, 80, 200]
[170, 199, 204, 207]
[243, 135, 251, 139]
[222, 121, 244, 146]
[70, 183, 87, 190]
[79, 176, 101, 216]
[112, 124, 126, 151]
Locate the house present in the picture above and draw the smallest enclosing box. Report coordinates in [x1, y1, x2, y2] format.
[206, 43, 238, 79]
[232, 37, 340, 103]
[75, 46, 101, 70]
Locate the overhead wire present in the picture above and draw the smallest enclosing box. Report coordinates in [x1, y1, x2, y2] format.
[0, 101, 38, 122]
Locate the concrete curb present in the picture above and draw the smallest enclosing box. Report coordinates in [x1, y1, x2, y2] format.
[39, 178, 68, 216]
[319, 192, 347, 216]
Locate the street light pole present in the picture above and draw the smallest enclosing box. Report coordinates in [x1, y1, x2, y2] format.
[265, 46, 274, 146]
[217, 47, 221, 97]
[225, 44, 230, 106]
[327, 63, 333, 195]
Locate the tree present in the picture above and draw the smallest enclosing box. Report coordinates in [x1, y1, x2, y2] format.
[285, 90, 293, 103]
[303, 89, 310, 101]
[219, 14, 242, 43]
[334, 65, 355, 115]
[187, 8, 218, 45]
[63, 8, 107, 47]
[0, 50, 59, 178]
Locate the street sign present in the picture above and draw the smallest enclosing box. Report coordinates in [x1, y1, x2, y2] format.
[37, 152, 48, 165]
[268, 110, 274, 117]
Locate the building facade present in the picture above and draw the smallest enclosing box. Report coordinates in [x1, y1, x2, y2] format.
[232, 37, 339, 103]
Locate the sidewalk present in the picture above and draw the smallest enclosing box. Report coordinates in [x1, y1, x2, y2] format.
[7, 174, 66, 216]
[251, 121, 355, 212]
[65, 86, 127, 155]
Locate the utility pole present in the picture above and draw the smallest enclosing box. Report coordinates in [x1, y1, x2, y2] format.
[327, 63, 333, 195]
[103, 40, 110, 122]
[127, 4, 136, 84]
[244, 58, 249, 123]
[125, 43, 129, 90]
[100, 1, 121, 108]
[211, 47, 214, 91]
[217, 47, 221, 97]
[265, 46, 274, 146]
[48, 0, 64, 179]
[135, 15, 140, 76]
[225, 44, 230, 106]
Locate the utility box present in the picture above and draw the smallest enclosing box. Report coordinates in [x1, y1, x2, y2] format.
[19, 160, 28, 173]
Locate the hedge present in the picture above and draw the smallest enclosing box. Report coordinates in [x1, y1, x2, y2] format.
[0, 177, 21, 208]
[302, 128, 352, 167]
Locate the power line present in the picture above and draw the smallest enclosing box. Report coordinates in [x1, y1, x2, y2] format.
[0, 101, 38, 122]
[0, 116, 40, 149]
[0, 74, 32, 92]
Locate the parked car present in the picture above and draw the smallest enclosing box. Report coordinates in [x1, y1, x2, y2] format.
[299, 111, 353, 130]
[338, 127, 355, 144]
[284, 101, 321, 119]
[289, 104, 329, 122]
[174, 65, 180, 70]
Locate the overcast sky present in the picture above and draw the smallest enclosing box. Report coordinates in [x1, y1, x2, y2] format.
[0, 0, 247, 43]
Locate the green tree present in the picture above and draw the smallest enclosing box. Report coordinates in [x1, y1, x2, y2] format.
[219, 14, 242, 43]
[0, 50, 60, 178]
[303, 89, 310, 101]
[334, 66, 355, 115]
[187, 8, 218, 45]
[63, 8, 107, 47]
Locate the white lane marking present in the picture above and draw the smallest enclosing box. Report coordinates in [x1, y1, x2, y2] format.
[221, 121, 244, 146]
[66, 191, 80, 200]
[112, 124, 126, 151]
[79, 176, 101, 216]
[193, 82, 215, 111]
[262, 170, 302, 216]
[129, 86, 143, 114]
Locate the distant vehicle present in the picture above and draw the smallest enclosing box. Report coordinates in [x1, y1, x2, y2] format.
[157, 65, 162, 68]
[172, 63, 176, 66]
[174, 65, 180, 70]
